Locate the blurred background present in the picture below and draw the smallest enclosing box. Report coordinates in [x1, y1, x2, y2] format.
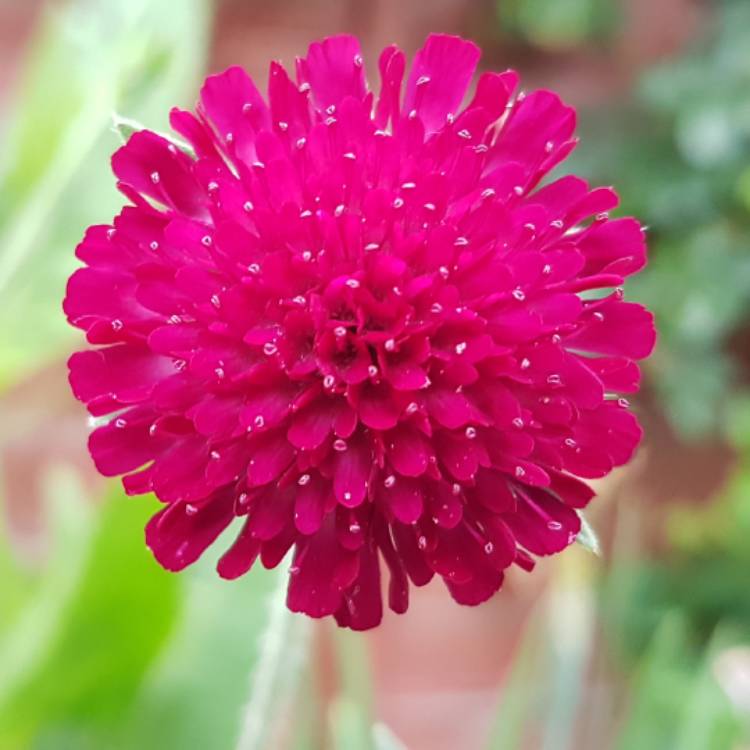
[1, 0, 750, 748]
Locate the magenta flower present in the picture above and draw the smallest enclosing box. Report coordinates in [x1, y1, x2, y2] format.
[65, 34, 655, 629]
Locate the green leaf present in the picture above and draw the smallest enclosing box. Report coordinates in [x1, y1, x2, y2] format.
[0, 488, 181, 748]
[576, 512, 601, 556]
[111, 545, 309, 750]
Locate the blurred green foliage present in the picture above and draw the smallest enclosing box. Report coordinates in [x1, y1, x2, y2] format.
[0, 0, 210, 388]
[0, 487, 179, 748]
[604, 398, 750, 665]
[496, 0, 616, 50]
[616, 618, 743, 750]
[574, 0, 750, 437]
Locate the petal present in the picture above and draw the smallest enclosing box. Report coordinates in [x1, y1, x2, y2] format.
[435, 431, 487, 481]
[426, 481, 463, 528]
[427, 523, 477, 584]
[567, 300, 656, 359]
[403, 34, 480, 132]
[578, 218, 646, 277]
[375, 520, 410, 614]
[445, 564, 504, 606]
[354, 381, 402, 431]
[587, 357, 641, 394]
[151, 435, 213, 502]
[111, 130, 208, 219]
[548, 470, 595, 509]
[487, 90, 576, 181]
[217, 516, 262, 579]
[335, 540, 383, 630]
[385, 361, 430, 391]
[302, 35, 366, 111]
[199, 65, 270, 161]
[246, 432, 294, 487]
[88, 408, 165, 476]
[191, 394, 244, 437]
[506, 489, 580, 556]
[204, 440, 248, 486]
[379, 477, 424, 524]
[473, 468, 516, 513]
[260, 525, 297, 569]
[146, 489, 234, 572]
[239, 383, 296, 432]
[287, 515, 359, 619]
[391, 522, 435, 586]
[426, 388, 487, 429]
[64, 267, 155, 340]
[374, 45, 405, 128]
[466, 70, 519, 121]
[268, 61, 311, 139]
[68, 345, 174, 416]
[333, 435, 372, 507]
[294, 474, 331, 534]
[246, 486, 295, 540]
[387, 425, 433, 477]
[287, 398, 337, 450]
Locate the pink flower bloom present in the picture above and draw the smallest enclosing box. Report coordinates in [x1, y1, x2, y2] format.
[65, 34, 655, 629]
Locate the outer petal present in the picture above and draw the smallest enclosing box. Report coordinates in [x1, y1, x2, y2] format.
[146, 489, 235, 572]
[199, 65, 270, 162]
[403, 34, 480, 132]
[68, 345, 174, 416]
[301, 35, 366, 111]
[334, 540, 383, 630]
[111, 131, 208, 219]
[217, 516, 263, 579]
[567, 300, 656, 360]
[287, 516, 359, 618]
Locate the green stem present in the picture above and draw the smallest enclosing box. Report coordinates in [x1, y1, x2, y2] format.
[235, 567, 306, 750]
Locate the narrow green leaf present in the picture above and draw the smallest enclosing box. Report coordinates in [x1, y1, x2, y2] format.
[576, 511, 601, 556]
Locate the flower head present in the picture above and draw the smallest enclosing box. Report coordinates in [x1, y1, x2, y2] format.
[65, 34, 655, 629]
